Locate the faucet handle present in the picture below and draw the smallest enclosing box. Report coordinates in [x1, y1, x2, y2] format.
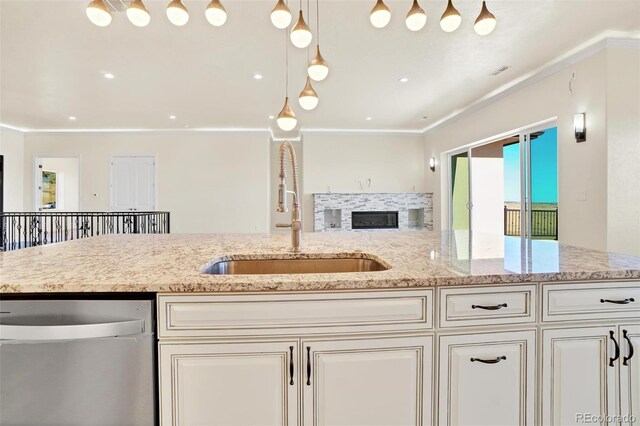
[276, 223, 292, 228]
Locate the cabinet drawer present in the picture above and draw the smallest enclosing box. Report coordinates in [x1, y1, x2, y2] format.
[158, 290, 433, 338]
[439, 285, 536, 328]
[543, 281, 640, 322]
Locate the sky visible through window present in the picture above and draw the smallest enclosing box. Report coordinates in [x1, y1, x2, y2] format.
[503, 128, 558, 204]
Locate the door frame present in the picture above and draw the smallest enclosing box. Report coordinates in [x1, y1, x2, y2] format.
[109, 155, 158, 211]
[444, 117, 557, 234]
[33, 156, 82, 212]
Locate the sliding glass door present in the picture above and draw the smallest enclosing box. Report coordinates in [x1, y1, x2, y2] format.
[449, 124, 558, 241]
[450, 151, 471, 231]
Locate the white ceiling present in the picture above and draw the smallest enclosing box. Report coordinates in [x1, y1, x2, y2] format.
[1, 0, 639, 132]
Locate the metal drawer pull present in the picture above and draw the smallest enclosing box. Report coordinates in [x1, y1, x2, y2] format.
[471, 303, 508, 310]
[470, 356, 506, 364]
[289, 346, 295, 385]
[609, 330, 620, 367]
[306, 346, 312, 386]
[623, 330, 634, 366]
[600, 298, 635, 304]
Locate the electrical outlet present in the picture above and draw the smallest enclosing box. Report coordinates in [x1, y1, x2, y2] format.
[577, 191, 587, 201]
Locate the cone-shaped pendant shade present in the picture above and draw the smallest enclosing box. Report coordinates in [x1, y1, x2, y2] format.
[166, 0, 189, 26]
[474, 1, 496, 35]
[86, 0, 112, 27]
[405, 0, 426, 31]
[440, 0, 461, 32]
[271, 0, 292, 29]
[277, 97, 298, 131]
[127, 0, 151, 27]
[206, 0, 227, 26]
[299, 77, 319, 110]
[370, 0, 390, 28]
[290, 11, 312, 48]
[307, 45, 329, 81]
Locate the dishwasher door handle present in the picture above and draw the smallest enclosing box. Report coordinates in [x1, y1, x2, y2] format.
[0, 320, 144, 341]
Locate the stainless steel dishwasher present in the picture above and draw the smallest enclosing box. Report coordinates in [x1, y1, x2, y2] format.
[0, 298, 156, 426]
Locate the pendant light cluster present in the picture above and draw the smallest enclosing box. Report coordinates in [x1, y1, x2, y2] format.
[369, 0, 496, 35]
[272, 0, 330, 131]
[86, 0, 227, 27]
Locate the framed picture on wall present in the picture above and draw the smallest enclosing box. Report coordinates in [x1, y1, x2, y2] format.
[41, 170, 57, 210]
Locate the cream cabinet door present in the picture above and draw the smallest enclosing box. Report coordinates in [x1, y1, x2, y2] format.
[159, 341, 298, 426]
[438, 330, 535, 426]
[542, 326, 617, 426]
[620, 324, 640, 426]
[302, 335, 433, 426]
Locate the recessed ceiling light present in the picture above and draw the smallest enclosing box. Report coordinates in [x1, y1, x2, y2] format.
[366, 117, 372, 121]
[103, 72, 115, 79]
[68, 116, 77, 121]
[268, 115, 275, 119]
[399, 77, 409, 83]
[169, 115, 177, 120]
[254, 73, 263, 80]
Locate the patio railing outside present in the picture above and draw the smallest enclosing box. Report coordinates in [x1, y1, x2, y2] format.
[1, 211, 170, 252]
[504, 206, 558, 240]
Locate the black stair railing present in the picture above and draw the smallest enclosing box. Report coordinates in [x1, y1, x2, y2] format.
[0, 211, 170, 252]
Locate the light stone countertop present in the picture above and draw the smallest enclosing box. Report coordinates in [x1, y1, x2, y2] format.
[1, 231, 639, 293]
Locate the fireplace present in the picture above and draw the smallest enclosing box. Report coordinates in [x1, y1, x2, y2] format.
[352, 211, 399, 230]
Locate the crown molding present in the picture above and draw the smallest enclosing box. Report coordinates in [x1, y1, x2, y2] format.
[421, 32, 640, 135]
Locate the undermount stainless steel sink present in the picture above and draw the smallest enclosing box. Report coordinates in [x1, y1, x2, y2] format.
[203, 257, 389, 275]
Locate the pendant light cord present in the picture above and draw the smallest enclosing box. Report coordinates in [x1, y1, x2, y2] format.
[307, 0, 311, 61]
[285, 30, 289, 97]
[316, 0, 320, 45]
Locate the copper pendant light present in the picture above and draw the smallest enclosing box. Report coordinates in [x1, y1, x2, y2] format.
[440, 0, 461, 32]
[298, 77, 319, 110]
[127, 0, 151, 27]
[290, 10, 312, 48]
[370, 0, 391, 28]
[474, 1, 496, 35]
[166, 0, 189, 26]
[277, 34, 298, 131]
[271, 0, 292, 29]
[405, 0, 426, 31]
[307, 0, 329, 81]
[205, 0, 227, 26]
[278, 97, 298, 131]
[86, 0, 112, 27]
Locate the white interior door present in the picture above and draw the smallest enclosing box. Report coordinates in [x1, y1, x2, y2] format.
[302, 335, 433, 426]
[620, 324, 640, 426]
[159, 341, 299, 426]
[110, 156, 155, 211]
[438, 330, 535, 426]
[542, 326, 617, 426]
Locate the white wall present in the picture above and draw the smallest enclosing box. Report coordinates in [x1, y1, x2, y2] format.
[23, 132, 271, 233]
[39, 157, 80, 211]
[302, 132, 426, 231]
[0, 127, 24, 211]
[19, 131, 427, 234]
[425, 47, 613, 253]
[606, 47, 640, 256]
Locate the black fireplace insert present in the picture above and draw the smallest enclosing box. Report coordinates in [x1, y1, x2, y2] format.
[352, 211, 399, 230]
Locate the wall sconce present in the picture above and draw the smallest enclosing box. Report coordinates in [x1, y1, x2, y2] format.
[574, 113, 586, 142]
[429, 157, 436, 172]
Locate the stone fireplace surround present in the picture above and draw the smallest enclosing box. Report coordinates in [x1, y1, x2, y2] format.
[313, 193, 433, 232]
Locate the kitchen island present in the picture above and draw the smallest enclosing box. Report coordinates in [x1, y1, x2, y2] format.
[1, 231, 639, 292]
[1, 231, 639, 425]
